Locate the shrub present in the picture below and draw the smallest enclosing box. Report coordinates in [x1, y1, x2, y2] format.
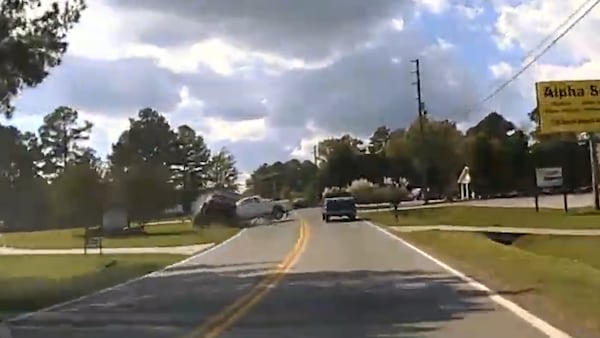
[322, 186, 352, 198]
[347, 179, 375, 193]
[374, 186, 411, 205]
[322, 180, 411, 205]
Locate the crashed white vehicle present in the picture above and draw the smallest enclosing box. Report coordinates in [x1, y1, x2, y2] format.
[236, 195, 292, 222]
[192, 192, 292, 227]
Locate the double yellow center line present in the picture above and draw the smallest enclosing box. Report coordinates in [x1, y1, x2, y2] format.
[182, 220, 310, 338]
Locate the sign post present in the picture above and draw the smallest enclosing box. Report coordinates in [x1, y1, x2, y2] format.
[535, 167, 567, 213]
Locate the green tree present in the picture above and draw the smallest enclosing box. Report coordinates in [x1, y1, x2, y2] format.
[465, 112, 533, 195]
[384, 129, 418, 184]
[0, 124, 49, 229]
[1, 0, 86, 118]
[172, 125, 211, 213]
[405, 117, 465, 195]
[110, 107, 177, 169]
[115, 163, 175, 225]
[318, 141, 361, 189]
[247, 159, 318, 199]
[207, 148, 239, 190]
[38, 106, 93, 176]
[50, 162, 105, 228]
[317, 134, 364, 163]
[108, 108, 179, 222]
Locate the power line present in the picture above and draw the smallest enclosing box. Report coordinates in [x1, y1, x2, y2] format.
[467, 0, 595, 106]
[521, 0, 596, 62]
[466, 0, 600, 115]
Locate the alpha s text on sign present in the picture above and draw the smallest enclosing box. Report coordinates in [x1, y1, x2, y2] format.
[536, 80, 600, 134]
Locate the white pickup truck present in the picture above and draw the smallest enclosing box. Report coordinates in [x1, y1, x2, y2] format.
[235, 195, 292, 221]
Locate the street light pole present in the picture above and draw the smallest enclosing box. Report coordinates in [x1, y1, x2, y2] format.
[411, 58, 429, 204]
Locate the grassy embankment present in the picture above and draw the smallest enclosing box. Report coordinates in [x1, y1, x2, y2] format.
[0, 254, 185, 318]
[368, 205, 600, 229]
[1, 221, 239, 249]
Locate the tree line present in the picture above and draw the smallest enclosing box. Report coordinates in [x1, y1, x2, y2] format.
[0, 106, 239, 231]
[245, 110, 592, 202]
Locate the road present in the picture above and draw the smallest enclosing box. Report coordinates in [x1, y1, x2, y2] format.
[6, 209, 567, 338]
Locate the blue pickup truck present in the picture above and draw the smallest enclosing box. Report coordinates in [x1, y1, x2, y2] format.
[322, 196, 357, 222]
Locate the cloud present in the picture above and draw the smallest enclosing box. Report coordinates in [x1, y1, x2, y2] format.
[416, 0, 450, 14]
[483, 0, 600, 125]
[490, 62, 513, 79]
[104, 0, 413, 62]
[15, 55, 182, 116]
[454, 3, 484, 20]
[262, 28, 480, 136]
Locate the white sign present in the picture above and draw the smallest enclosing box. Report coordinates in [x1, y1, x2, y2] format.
[535, 167, 563, 188]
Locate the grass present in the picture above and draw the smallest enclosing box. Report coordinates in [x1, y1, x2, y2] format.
[367, 206, 600, 229]
[0, 221, 239, 249]
[0, 254, 184, 318]
[397, 231, 600, 336]
[514, 235, 600, 270]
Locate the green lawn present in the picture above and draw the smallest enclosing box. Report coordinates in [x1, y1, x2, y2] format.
[514, 235, 600, 270]
[0, 222, 239, 249]
[398, 231, 600, 336]
[368, 206, 600, 229]
[0, 254, 184, 318]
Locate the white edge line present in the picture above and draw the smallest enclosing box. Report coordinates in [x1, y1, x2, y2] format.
[7, 228, 248, 323]
[364, 221, 573, 338]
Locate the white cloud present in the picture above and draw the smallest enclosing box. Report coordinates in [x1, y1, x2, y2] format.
[454, 4, 484, 20]
[203, 118, 267, 143]
[291, 135, 324, 159]
[391, 18, 405, 31]
[493, 0, 600, 61]
[488, 0, 600, 114]
[489, 62, 513, 79]
[78, 111, 130, 153]
[66, 0, 136, 60]
[415, 0, 450, 14]
[236, 172, 251, 192]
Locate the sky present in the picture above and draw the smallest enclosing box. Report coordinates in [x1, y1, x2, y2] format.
[4, 0, 600, 183]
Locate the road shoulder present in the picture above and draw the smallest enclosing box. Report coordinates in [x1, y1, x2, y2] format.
[375, 225, 599, 338]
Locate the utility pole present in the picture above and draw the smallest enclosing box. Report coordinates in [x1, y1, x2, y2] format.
[411, 58, 429, 204]
[313, 144, 319, 167]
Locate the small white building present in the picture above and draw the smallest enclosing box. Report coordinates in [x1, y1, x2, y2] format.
[457, 166, 472, 200]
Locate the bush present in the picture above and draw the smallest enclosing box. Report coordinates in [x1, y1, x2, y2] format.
[346, 179, 376, 204]
[374, 186, 411, 205]
[322, 186, 352, 198]
[347, 179, 375, 193]
[322, 180, 410, 205]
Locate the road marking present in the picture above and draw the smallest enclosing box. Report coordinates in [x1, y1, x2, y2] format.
[182, 221, 310, 338]
[8, 229, 248, 323]
[365, 221, 574, 338]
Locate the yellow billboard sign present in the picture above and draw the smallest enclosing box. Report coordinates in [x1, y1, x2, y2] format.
[536, 80, 600, 134]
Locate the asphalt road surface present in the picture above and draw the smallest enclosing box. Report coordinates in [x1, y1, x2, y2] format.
[7, 209, 563, 338]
